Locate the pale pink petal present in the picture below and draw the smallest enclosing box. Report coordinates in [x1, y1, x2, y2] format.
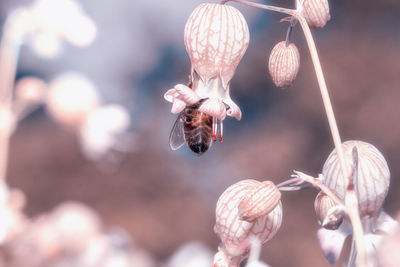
[374, 210, 398, 233]
[171, 99, 186, 114]
[225, 100, 242, 120]
[364, 234, 381, 267]
[174, 84, 200, 105]
[164, 88, 178, 103]
[317, 222, 352, 264]
[199, 99, 226, 120]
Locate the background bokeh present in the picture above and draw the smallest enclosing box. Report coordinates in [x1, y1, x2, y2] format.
[1, 0, 400, 266]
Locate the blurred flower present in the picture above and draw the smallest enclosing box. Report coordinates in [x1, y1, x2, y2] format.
[165, 3, 249, 141]
[316, 140, 397, 265]
[28, 0, 97, 57]
[10, 201, 102, 267]
[4, 0, 96, 58]
[0, 181, 27, 244]
[166, 241, 213, 267]
[378, 214, 400, 267]
[45, 72, 100, 130]
[79, 104, 132, 162]
[15, 77, 46, 105]
[80, 229, 156, 267]
[213, 180, 282, 266]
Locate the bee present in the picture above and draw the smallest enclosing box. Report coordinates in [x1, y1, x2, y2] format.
[169, 99, 214, 155]
[169, 75, 221, 155]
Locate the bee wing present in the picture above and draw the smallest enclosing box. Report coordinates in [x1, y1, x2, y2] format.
[169, 115, 185, 150]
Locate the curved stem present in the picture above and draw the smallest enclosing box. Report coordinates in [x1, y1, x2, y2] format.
[223, 0, 296, 17]
[296, 16, 366, 267]
[296, 16, 348, 180]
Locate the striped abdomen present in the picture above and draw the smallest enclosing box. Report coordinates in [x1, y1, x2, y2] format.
[182, 102, 213, 155]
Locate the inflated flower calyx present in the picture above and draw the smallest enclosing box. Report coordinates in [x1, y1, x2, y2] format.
[184, 3, 250, 89]
[268, 41, 300, 88]
[302, 0, 331, 28]
[322, 140, 390, 219]
[213, 180, 282, 266]
[314, 191, 344, 230]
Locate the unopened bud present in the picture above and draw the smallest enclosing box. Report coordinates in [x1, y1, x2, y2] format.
[314, 192, 344, 230]
[302, 0, 331, 28]
[238, 181, 281, 222]
[268, 41, 300, 88]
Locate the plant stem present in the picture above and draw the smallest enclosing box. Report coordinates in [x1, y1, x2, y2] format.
[296, 16, 366, 267]
[0, 15, 22, 181]
[225, 0, 296, 16]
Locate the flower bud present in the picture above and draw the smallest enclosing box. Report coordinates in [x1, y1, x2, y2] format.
[268, 41, 300, 88]
[238, 181, 281, 222]
[214, 180, 282, 261]
[314, 192, 344, 230]
[322, 140, 390, 219]
[302, 0, 331, 28]
[184, 3, 249, 89]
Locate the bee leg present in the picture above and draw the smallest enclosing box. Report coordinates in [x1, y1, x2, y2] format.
[220, 120, 223, 142]
[212, 117, 217, 142]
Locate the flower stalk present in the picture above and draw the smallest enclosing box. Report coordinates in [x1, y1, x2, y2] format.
[0, 15, 23, 181]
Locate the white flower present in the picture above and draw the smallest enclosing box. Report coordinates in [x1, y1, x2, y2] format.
[316, 140, 396, 265]
[213, 180, 282, 266]
[164, 3, 249, 141]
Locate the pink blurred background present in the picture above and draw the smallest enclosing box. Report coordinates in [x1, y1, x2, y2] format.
[1, 0, 399, 266]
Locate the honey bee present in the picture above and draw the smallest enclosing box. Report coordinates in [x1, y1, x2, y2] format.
[169, 75, 218, 155]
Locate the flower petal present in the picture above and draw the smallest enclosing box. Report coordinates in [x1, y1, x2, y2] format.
[317, 221, 352, 264]
[225, 99, 242, 120]
[199, 99, 227, 120]
[374, 209, 398, 234]
[164, 88, 178, 103]
[171, 99, 186, 114]
[174, 84, 200, 105]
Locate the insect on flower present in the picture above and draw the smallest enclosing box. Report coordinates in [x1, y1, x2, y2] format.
[165, 3, 249, 155]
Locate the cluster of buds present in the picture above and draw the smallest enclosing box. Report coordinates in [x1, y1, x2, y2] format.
[267, 0, 331, 88]
[213, 180, 282, 266]
[44, 72, 134, 163]
[314, 140, 396, 265]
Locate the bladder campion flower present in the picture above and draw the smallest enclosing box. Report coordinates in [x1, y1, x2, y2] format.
[164, 3, 249, 147]
[316, 140, 397, 265]
[213, 180, 282, 266]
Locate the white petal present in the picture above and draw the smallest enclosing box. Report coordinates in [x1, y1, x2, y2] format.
[225, 99, 242, 120]
[364, 234, 381, 267]
[171, 99, 186, 114]
[317, 222, 352, 264]
[174, 84, 200, 105]
[164, 88, 178, 103]
[198, 99, 226, 120]
[374, 210, 398, 234]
